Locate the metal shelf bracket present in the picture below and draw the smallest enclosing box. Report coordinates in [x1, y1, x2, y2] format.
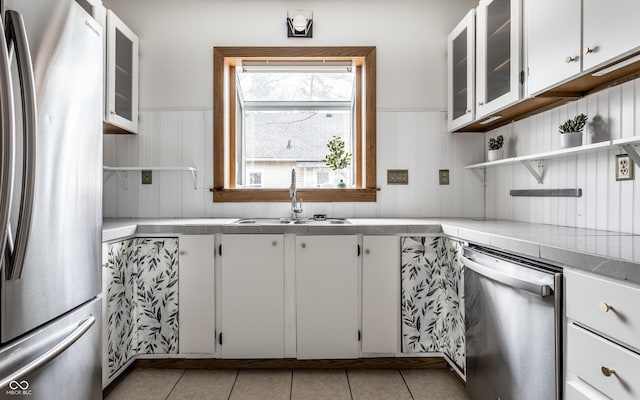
[471, 168, 486, 187]
[620, 144, 640, 167]
[521, 160, 544, 184]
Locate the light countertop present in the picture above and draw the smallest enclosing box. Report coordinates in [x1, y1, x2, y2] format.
[103, 217, 640, 285]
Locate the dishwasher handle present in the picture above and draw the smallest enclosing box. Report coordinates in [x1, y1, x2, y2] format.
[461, 255, 553, 297]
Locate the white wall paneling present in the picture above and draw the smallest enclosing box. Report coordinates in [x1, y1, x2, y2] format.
[485, 78, 640, 234]
[103, 110, 486, 219]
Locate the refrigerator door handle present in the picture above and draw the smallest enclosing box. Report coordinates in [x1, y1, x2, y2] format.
[0, 17, 16, 274]
[0, 315, 95, 389]
[4, 10, 37, 280]
[461, 255, 554, 297]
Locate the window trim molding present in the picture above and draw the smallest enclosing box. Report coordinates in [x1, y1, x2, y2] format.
[212, 46, 377, 202]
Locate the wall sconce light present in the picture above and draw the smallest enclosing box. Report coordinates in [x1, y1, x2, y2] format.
[287, 10, 313, 38]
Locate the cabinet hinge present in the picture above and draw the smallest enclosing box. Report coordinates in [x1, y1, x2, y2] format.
[358, 330, 361, 342]
[218, 244, 222, 256]
[219, 332, 223, 345]
[357, 244, 361, 257]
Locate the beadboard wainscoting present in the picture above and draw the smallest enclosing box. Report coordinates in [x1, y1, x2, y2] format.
[484, 78, 640, 236]
[103, 110, 485, 219]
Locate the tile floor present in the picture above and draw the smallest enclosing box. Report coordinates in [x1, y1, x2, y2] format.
[105, 368, 470, 400]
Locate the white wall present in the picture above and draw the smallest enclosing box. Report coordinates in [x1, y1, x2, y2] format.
[102, 0, 485, 219]
[485, 78, 640, 234]
[103, 0, 476, 111]
[103, 110, 486, 218]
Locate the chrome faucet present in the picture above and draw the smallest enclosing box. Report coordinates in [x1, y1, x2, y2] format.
[289, 168, 303, 220]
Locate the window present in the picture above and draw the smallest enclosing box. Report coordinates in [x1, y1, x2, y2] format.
[213, 47, 377, 202]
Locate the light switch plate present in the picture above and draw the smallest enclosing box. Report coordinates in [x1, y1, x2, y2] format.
[439, 169, 450, 185]
[387, 169, 408, 185]
[615, 154, 634, 181]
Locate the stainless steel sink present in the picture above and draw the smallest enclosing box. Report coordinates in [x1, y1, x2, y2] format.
[231, 218, 350, 225]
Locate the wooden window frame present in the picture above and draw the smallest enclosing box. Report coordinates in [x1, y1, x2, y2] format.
[212, 46, 377, 202]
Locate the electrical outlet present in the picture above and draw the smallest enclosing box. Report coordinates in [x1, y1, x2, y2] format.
[439, 169, 450, 185]
[141, 170, 153, 184]
[615, 154, 634, 181]
[387, 169, 408, 185]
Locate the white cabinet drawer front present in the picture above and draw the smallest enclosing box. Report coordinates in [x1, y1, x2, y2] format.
[567, 324, 640, 400]
[566, 380, 610, 400]
[566, 269, 640, 351]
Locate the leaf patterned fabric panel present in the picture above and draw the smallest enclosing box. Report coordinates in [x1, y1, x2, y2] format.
[134, 238, 179, 354]
[401, 236, 466, 374]
[106, 239, 137, 378]
[106, 238, 179, 378]
[442, 238, 466, 373]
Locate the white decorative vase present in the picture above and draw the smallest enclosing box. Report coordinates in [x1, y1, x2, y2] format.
[560, 132, 583, 149]
[487, 149, 503, 162]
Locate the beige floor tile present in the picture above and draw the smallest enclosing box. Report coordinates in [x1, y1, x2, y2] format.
[228, 369, 292, 400]
[401, 369, 470, 400]
[291, 369, 351, 400]
[105, 368, 185, 400]
[166, 369, 238, 400]
[348, 369, 412, 400]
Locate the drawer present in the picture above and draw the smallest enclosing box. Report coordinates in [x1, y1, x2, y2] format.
[565, 269, 640, 351]
[566, 379, 609, 400]
[567, 324, 640, 400]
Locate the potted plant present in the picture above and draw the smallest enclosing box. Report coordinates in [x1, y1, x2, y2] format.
[487, 135, 504, 162]
[559, 113, 587, 148]
[323, 136, 352, 188]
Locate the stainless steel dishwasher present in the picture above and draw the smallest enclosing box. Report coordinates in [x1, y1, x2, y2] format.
[462, 245, 563, 400]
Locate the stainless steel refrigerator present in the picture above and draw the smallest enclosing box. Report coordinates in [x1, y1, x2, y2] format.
[0, 0, 102, 399]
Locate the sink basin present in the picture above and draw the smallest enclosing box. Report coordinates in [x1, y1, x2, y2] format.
[231, 218, 351, 225]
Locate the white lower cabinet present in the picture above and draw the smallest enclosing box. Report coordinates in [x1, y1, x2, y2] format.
[361, 236, 399, 354]
[220, 234, 285, 358]
[178, 235, 216, 354]
[296, 235, 359, 359]
[101, 243, 109, 388]
[565, 268, 640, 400]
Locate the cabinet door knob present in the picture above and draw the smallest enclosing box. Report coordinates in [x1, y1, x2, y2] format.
[584, 47, 595, 55]
[272, 240, 278, 247]
[110, 110, 116, 115]
[598, 302, 613, 312]
[466, 109, 471, 114]
[102, 263, 109, 268]
[565, 56, 577, 63]
[301, 243, 306, 249]
[179, 250, 186, 256]
[601, 366, 616, 377]
[365, 249, 370, 255]
[478, 101, 484, 106]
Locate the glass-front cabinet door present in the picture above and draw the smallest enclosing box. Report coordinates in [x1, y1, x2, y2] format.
[105, 10, 139, 134]
[447, 10, 475, 132]
[476, 0, 522, 119]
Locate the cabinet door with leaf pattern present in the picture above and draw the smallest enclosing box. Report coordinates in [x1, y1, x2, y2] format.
[401, 236, 466, 375]
[105, 239, 137, 379]
[134, 238, 179, 355]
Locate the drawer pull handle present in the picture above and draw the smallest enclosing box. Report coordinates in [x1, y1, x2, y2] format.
[598, 302, 613, 312]
[272, 241, 277, 247]
[301, 243, 306, 249]
[601, 366, 616, 377]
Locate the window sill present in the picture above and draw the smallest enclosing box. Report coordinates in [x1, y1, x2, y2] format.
[211, 188, 377, 203]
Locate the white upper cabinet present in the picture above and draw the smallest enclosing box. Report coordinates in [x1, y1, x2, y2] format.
[526, 0, 581, 96]
[476, 0, 522, 118]
[105, 10, 139, 134]
[582, 0, 640, 71]
[447, 10, 475, 131]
